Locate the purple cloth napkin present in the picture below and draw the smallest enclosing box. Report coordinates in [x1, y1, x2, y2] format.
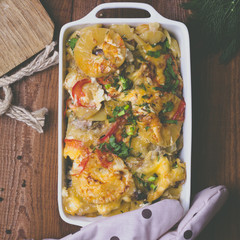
[159, 185, 228, 240]
[46, 185, 228, 240]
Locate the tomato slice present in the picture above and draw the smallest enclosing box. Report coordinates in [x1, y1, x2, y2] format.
[96, 149, 112, 168]
[99, 121, 119, 142]
[97, 76, 111, 85]
[72, 79, 96, 108]
[64, 139, 84, 148]
[99, 114, 128, 143]
[172, 99, 186, 121]
[64, 98, 74, 116]
[71, 151, 90, 176]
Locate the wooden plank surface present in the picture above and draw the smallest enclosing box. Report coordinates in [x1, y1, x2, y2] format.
[0, 0, 239, 239]
[0, 0, 54, 76]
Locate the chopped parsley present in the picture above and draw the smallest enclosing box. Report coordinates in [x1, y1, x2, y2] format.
[162, 39, 170, 53]
[162, 101, 174, 113]
[142, 94, 151, 99]
[127, 126, 135, 136]
[137, 55, 147, 62]
[121, 129, 128, 138]
[109, 135, 131, 159]
[119, 76, 133, 91]
[172, 162, 178, 169]
[105, 84, 111, 89]
[136, 152, 142, 157]
[151, 39, 170, 54]
[113, 104, 128, 115]
[139, 103, 151, 113]
[113, 77, 120, 90]
[126, 113, 138, 126]
[158, 102, 177, 124]
[145, 126, 150, 131]
[138, 83, 147, 91]
[148, 39, 170, 58]
[152, 57, 179, 94]
[108, 104, 130, 123]
[161, 118, 178, 124]
[146, 50, 161, 58]
[98, 135, 131, 159]
[153, 87, 162, 91]
[165, 57, 177, 79]
[160, 57, 179, 93]
[150, 184, 157, 192]
[68, 37, 79, 50]
[148, 173, 158, 182]
[134, 173, 149, 189]
[134, 173, 158, 192]
[107, 115, 116, 123]
[117, 110, 125, 117]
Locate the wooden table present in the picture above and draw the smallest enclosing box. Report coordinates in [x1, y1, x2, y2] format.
[0, 0, 239, 239]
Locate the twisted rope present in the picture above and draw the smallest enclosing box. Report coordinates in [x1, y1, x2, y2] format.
[0, 41, 59, 133]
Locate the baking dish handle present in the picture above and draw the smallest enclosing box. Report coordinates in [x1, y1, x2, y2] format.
[82, 2, 167, 21]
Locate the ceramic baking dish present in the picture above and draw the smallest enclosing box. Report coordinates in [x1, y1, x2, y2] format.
[58, 2, 192, 227]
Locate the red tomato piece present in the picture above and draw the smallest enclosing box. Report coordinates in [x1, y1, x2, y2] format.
[64, 139, 84, 148]
[72, 79, 96, 108]
[71, 152, 90, 176]
[96, 149, 112, 168]
[99, 121, 119, 142]
[172, 99, 186, 121]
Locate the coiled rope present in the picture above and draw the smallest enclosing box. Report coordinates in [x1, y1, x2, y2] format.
[0, 41, 59, 133]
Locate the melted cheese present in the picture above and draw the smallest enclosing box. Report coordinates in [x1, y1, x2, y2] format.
[62, 24, 186, 217]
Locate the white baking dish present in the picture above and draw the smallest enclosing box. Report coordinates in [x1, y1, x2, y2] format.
[58, 2, 192, 227]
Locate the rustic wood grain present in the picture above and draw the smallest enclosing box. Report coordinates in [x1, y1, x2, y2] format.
[0, 0, 239, 239]
[0, 0, 54, 77]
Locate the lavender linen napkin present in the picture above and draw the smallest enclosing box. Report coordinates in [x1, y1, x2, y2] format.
[160, 185, 228, 240]
[47, 185, 228, 240]
[57, 199, 184, 240]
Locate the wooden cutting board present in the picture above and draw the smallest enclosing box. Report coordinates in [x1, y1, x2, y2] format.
[0, 0, 54, 77]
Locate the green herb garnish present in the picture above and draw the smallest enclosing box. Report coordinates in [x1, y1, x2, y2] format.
[109, 135, 131, 159]
[113, 77, 120, 90]
[142, 94, 151, 99]
[162, 101, 174, 113]
[137, 56, 148, 62]
[139, 103, 151, 113]
[121, 129, 128, 138]
[136, 152, 142, 157]
[150, 184, 157, 192]
[153, 87, 162, 91]
[98, 135, 131, 159]
[118, 110, 126, 117]
[134, 173, 149, 189]
[166, 58, 177, 79]
[147, 50, 161, 58]
[127, 126, 135, 136]
[68, 37, 79, 50]
[148, 174, 158, 182]
[105, 84, 111, 89]
[107, 115, 116, 123]
[161, 119, 178, 124]
[150, 39, 170, 54]
[145, 126, 150, 131]
[159, 56, 179, 93]
[119, 76, 133, 91]
[138, 83, 147, 91]
[172, 162, 178, 169]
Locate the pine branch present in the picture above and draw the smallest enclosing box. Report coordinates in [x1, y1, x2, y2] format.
[182, 0, 240, 63]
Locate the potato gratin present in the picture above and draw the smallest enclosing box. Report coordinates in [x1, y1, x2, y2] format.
[62, 23, 186, 217]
